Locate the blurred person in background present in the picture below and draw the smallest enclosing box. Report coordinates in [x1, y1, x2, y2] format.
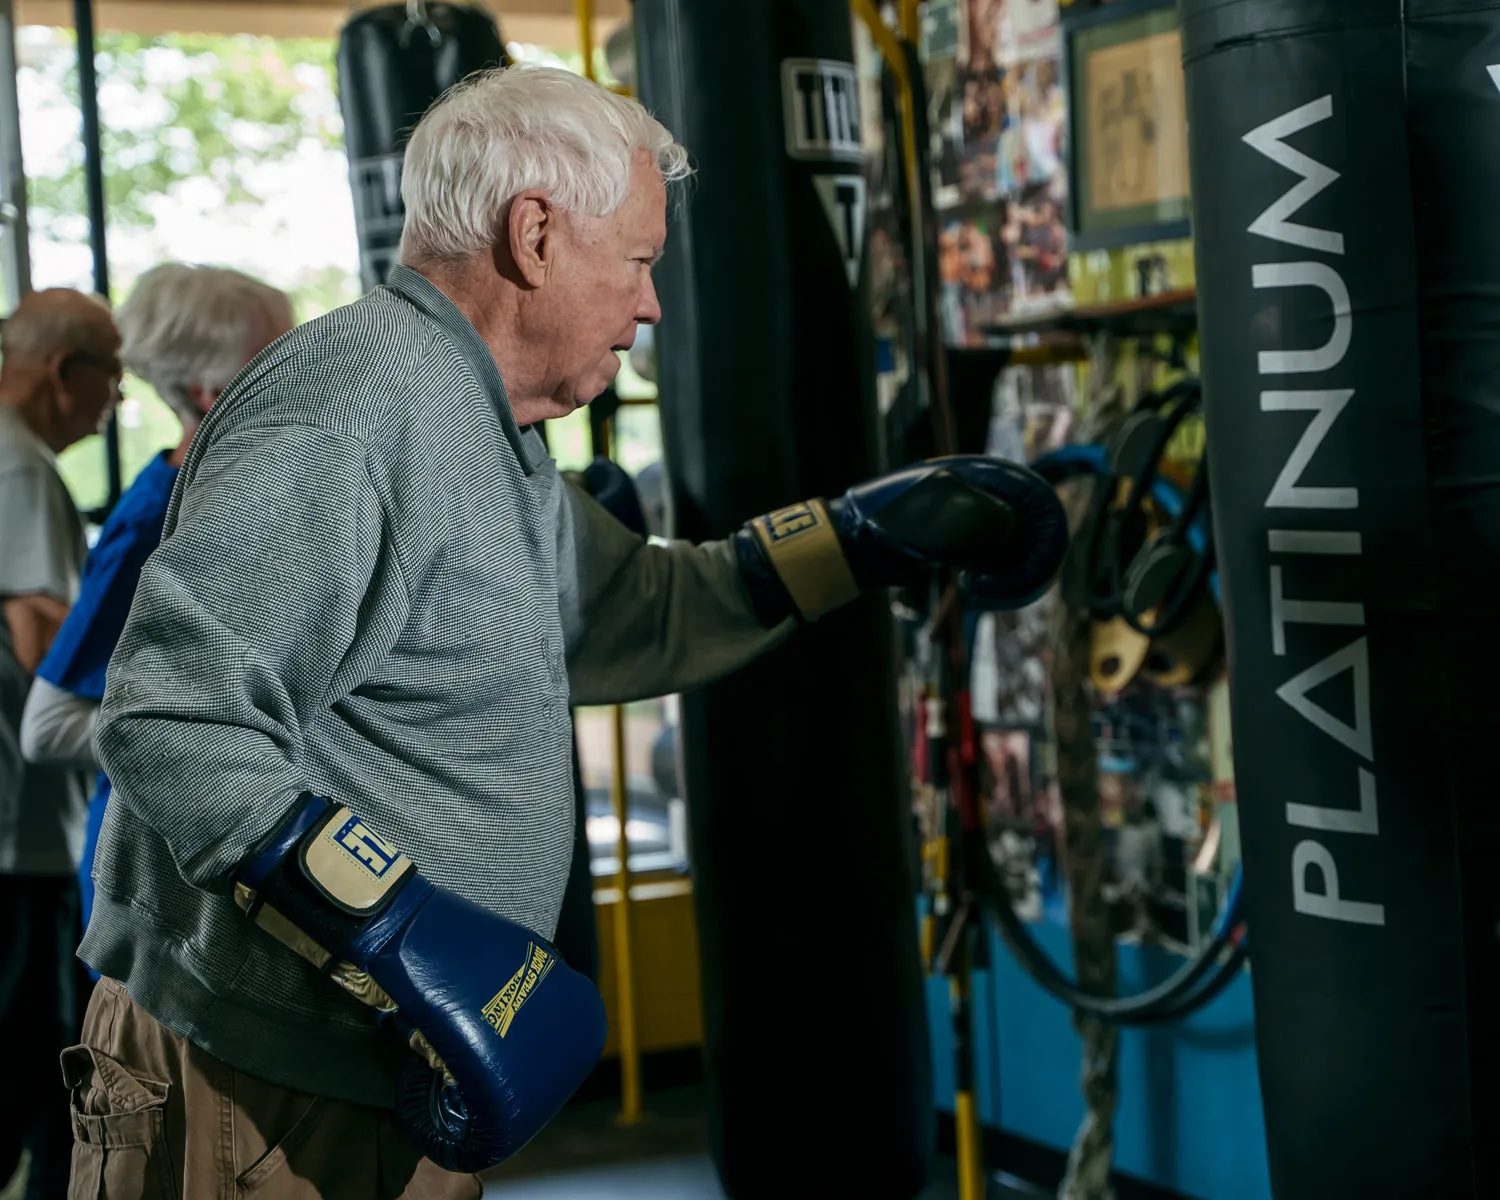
[0, 287, 121, 1200]
[21, 263, 295, 950]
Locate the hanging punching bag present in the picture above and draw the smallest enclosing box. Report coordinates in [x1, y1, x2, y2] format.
[336, 0, 508, 291]
[1182, 0, 1500, 1193]
[634, 3, 933, 1197]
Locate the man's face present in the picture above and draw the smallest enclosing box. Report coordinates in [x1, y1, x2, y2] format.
[57, 333, 123, 447]
[531, 151, 666, 419]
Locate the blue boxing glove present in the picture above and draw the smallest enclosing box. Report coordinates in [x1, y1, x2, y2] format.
[231, 793, 606, 1172]
[732, 454, 1068, 624]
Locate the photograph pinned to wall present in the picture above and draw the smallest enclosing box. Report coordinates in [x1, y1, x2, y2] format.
[921, 0, 961, 60]
[977, 724, 1054, 919]
[935, 190, 1071, 343]
[969, 360, 1078, 734]
[954, 0, 1006, 203]
[936, 202, 1009, 343]
[979, 726, 1037, 824]
[995, 56, 1066, 198]
[867, 205, 915, 418]
[1000, 178, 1072, 315]
[921, 0, 963, 209]
[925, 58, 963, 208]
[1002, 0, 1061, 63]
[853, 10, 896, 213]
[956, 70, 1007, 203]
[1092, 679, 1215, 943]
[985, 359, 1078, 463]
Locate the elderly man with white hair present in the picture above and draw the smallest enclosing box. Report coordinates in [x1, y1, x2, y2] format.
[21, 261, 294, 941]
[71, 63, 1062, 1198]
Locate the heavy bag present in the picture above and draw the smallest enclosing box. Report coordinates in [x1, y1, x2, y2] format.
[635, 3, 933, 1197]
[1181, 0, 1500, 1193]
[336, 1, 508, 291]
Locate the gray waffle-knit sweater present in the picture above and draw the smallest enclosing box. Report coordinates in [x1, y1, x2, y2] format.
[86, 265, 790, 1105]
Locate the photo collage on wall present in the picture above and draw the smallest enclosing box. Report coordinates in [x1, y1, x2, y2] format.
[855, 7, 915, 422]
[922, 0, 1073, 345]
[967, 365, 1215, 946]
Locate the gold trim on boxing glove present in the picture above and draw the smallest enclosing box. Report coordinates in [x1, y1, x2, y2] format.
[481, 941, 556, 1038]
[328, 962, 398, 1013]
[302, 807, 413, 914]
[748, 498, 862, 622]
[409, 1028, 457, 1086]
[235, 883, 335, 972]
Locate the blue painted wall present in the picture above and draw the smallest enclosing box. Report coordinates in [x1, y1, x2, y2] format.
[926, 915, 1272, 1200]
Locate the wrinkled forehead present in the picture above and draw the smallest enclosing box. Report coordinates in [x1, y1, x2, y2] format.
[626, 153, 669, 241]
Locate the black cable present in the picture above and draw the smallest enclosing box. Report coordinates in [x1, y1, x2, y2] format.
[1122, 938, 1248, 1026]
[964, 828, 1245, 1026]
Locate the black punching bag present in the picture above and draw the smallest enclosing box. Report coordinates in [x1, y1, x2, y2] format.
[635, 2, 933, 1197]
[1182, 0, 1500, 1193]
[336, 1, 508, 291]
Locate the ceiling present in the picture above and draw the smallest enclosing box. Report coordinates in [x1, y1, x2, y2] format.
[11, 0, 628, 45]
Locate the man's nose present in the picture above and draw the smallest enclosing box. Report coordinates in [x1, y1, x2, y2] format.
[637, 275, 662, 326]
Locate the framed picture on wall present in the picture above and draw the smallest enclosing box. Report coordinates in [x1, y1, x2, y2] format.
[1061, 0, 1192, 251]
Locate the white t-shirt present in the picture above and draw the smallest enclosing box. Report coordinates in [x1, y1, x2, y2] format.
[0, 403, 89, 875]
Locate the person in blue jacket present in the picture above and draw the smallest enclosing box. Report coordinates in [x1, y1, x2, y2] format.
[19, 263, 294, 939]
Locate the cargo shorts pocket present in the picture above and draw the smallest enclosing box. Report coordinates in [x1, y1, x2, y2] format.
[60, 1045, 176, 1200]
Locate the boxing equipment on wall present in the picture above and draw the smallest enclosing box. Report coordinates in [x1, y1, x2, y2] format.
[336, 0, 508, 292]
[1183, 0, 1500, 1193]
[635, 1, 934, 1195]
[1031, 379, 1220, 697]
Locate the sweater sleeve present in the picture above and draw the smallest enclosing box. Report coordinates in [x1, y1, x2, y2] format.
[94, 424, 406, 891]
[557, 476, 795, 706]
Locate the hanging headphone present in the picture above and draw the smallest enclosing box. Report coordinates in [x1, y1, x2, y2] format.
[1110, 380, 1214, 641]
[1030, 378, 1220, 692]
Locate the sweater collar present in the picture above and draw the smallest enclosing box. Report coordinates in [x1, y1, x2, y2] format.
[384, 265, 547, 476]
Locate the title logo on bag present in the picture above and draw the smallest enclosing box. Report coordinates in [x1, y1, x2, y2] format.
[781, 58, 862, 164]
[334, 816, 400, 878]
[482, 943, 556, 1038]
[761, 502, 821, 542]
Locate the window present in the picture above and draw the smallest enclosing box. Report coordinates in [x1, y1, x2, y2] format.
[575, 697, 687, 876]
[15, 26, 359, 512]
[560, 344, 677, 875]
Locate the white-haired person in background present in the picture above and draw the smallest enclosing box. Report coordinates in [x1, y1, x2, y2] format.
[70, 62, 1057, 1199]
[20, 262, 293, 948]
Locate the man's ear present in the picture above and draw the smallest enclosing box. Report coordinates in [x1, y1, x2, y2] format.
[47, 351, 74, 405]
[507, 190, 553, 288]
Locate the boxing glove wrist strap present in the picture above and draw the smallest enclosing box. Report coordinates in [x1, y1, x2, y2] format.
[233, 793, 425, 1011]
[742, 498, 862, 622]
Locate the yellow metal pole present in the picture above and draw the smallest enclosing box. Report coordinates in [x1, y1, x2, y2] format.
[576, 0, 596, 82]
[898, 0, 920, 42]
[955, 1088, 987, 1200]
[609, 697, 644, 1124]
[594, 410, 643, 1124]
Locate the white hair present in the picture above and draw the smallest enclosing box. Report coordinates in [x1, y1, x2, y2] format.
[398, 63, 692, 265]
[117, 263, 292, 424]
